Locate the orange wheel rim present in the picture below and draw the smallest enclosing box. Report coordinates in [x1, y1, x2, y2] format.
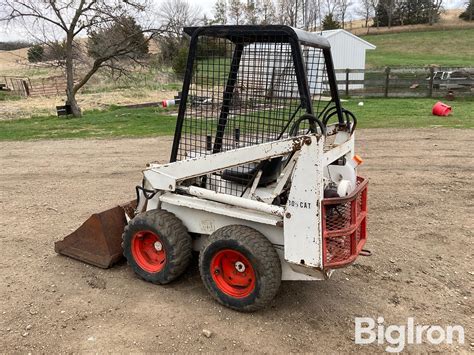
[210, 249, 256, 298]
[131, 231, 166, 273]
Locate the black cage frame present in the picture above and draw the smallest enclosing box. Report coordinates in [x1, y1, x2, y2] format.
[170, 25, 347, 163]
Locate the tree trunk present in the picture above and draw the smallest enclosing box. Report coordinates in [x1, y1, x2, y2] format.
[387, 0, 394, 28]
[65, 32, 81, 117]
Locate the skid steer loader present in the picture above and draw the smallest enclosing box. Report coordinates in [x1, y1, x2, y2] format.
[55, 25, 369, 311]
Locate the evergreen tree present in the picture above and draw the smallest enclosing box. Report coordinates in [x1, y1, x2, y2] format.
[322, 13, 341, 30]
[27, 44, 44, 63]
[88, 16, 149, 60]
[460, 0, 474, 21]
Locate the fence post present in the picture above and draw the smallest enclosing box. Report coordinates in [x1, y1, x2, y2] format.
[384, 67, 391, 98]
[23, 80, 30, 97]
[428, 67, 434, 98]
[345, 68, 350, 97]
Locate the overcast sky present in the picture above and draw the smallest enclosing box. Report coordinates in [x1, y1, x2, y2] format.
[0, 0, 466, 42]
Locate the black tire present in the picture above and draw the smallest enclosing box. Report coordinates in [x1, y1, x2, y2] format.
[122, 209, 192, 284]
[199, 225, 281, 312]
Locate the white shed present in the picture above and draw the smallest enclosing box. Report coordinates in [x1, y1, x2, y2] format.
[321, 29, 376, 90]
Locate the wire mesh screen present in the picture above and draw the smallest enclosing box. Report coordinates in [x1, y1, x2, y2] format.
[301, 45, 332, 109]
[176, 34, 332, 197]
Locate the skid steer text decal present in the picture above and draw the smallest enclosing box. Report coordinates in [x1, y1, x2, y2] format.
[288, 200, 312, 209]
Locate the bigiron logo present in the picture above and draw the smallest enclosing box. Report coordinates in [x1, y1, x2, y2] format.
[354, 317, 465, 352]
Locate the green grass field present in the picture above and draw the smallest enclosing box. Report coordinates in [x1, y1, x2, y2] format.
[0, 106, 177, 140]
[0, 98, 471, 141]
[343, 98, 473, 128]
[362, 29, 474, 68]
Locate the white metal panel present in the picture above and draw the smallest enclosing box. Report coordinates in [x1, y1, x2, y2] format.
[158, 193, 281, 226]
[283, 135, 325, 268]
[144, 134, 311, 191]
[160, 199, 326, 281]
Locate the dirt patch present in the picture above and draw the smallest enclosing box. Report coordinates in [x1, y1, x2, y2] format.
[0, 129, 472, 352]
[0, 89, 177, 120]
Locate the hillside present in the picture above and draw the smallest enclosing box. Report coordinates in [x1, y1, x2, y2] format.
[362, 28, 474, 68]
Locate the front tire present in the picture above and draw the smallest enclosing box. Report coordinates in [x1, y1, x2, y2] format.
[199, 225, 281, 312]
[122, 210, 192, 284]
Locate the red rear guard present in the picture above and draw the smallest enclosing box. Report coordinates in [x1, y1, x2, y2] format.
[322, 176, 368, 268]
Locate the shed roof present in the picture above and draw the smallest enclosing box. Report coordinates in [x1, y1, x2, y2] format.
[321, 29, 376, 50]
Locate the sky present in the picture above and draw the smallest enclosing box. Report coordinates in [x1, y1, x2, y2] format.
[0, 0, 467, 42]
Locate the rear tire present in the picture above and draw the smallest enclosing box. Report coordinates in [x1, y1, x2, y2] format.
[122, 210, 192, 284]
[199, 225, 281, 312]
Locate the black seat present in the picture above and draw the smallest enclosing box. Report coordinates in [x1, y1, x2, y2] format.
[222, 157, 283, 187]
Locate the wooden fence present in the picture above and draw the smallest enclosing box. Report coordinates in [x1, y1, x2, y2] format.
[3, 67, 473, 100]
[29, 76, 67, 97]
[1, 75, 66, 98]
[332, 67, 474, 98]
[1, 76, 32, 97]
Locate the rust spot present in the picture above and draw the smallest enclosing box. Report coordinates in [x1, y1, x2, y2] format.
[276, 220, 284, 228]
[291, 137, 304, 151]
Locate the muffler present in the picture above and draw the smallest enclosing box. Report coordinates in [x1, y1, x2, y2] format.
[55, 201, 136, 268]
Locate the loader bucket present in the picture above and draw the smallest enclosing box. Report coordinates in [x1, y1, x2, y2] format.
[55, 202, 135, 268]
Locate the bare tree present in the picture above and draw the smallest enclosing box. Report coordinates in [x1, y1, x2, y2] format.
[244, 0, 262, 24]
[324, 0, 339, 17]
[229, 0, 244, 25]
[261, 0, 277, 24]
[382, 0, 396, 28]
[306, 0, 323, 30]
[260, 0, 276, 25]
[427, 0, 443, 25]
[338, 0, 352, 28]
[356, 0, 374, 29]
[278, 0, 298, 26]
[213, 0, 228, 24]
[0, 0, 158, 117]
[370, 0, 380, 28]
[159, 0, 202, 38]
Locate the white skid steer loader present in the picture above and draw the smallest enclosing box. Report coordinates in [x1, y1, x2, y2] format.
[55, 25, 369, 311]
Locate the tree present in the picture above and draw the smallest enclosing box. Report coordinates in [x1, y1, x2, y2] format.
[374, 0, 398, 27]
[0, 40, 31, 50]
[213, 0, 228, 24]
[88, 16, 149, 61]
[0, 0, 158, 117]
[159, 0, 202, 38]
[244, 0, 261, 24]
[278, 0, 298, 26]
[27, 44, 44, 63]
[356, 0, 374, 29]
[460, 0, 474, 21]
[338, 0, 352, 28]
[426, 0, 443, 25]
[370, 0, 381, 28]
[382, 0, 396, 28]
[305, 0, 323, 30]
[229, 0, 244, 24]
[261, 0, 277, 24]
[172, 41, 190, 78]
[373, 0, 441, 27]
[322, 12, 341, 29]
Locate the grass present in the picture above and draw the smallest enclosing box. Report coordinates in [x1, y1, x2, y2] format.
[0, 98, 471, 141]
[342, 97, 474, 129]
[0, 106, 177, 140]
[0, 91, 21, 101]
[362, 29, 474, 68]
